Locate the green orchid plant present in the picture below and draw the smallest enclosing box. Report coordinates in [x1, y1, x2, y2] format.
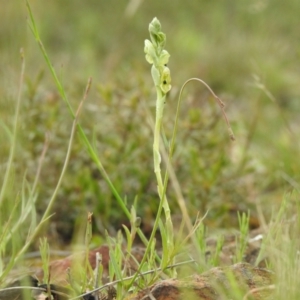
[144, 17, 235, 271]
[144, 17, 171, 181]
[144, 18, 174, 260]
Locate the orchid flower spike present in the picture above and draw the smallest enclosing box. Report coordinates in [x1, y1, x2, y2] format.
[144, 17, 171, 95]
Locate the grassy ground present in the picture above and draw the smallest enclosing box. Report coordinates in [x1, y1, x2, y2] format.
[1, 1, 300, 298]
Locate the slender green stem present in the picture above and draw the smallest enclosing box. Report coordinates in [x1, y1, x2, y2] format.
[153, 91, 170, 216]
[25, 0, 151, 248]
[25, 0, 129, 217]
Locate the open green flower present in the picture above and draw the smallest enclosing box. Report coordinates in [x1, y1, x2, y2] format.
[160, 66, 171, 94]
[158, 50, 170, 66]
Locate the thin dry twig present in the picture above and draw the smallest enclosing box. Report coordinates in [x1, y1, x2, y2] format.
[12, 77, 93, 267]
[70, 259, 194, 300]
[178, 78, 235, 141]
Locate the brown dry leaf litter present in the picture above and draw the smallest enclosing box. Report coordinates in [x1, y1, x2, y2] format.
[129, 263, 274, 300]
[1, 229, 274, 299]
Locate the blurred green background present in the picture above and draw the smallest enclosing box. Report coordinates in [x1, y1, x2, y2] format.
[1, 0, 299, 247]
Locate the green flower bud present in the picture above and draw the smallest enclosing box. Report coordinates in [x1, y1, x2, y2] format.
[149, 18, 166, 53]
[149, 17, 161, 34]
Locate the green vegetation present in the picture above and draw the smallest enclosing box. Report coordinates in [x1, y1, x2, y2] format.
[0, 0, 300, 299]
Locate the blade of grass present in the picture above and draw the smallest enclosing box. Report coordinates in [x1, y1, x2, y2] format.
[25, 0, 129, 219]
[6, 77, 92, 273]
[25, 0, 151, 249]
[0, 48, 25, 208]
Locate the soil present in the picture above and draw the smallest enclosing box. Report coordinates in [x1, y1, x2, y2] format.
[0, 229, 274, 300]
